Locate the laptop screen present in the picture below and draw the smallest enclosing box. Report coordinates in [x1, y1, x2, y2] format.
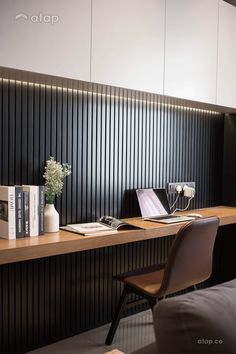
[136, 188, 171, 217]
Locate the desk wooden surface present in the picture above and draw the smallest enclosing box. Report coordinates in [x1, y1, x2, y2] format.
[0, 206, 235, 265]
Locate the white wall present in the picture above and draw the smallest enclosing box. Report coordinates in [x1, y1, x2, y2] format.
[1, 0, 236, 109]
[91, 0, 165, 94]
[217, 0, 236, 108]
[164, 0, 219, 104]
[0, 0, 91, 81]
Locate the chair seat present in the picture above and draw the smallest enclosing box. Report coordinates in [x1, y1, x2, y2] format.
[124, 268, 165, 297]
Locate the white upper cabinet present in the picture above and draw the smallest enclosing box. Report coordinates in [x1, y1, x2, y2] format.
[164, 0, 219, 104]
[0, 0, 91, 81]
[91, 0, 165, 94]
[217, 1, 236, 108]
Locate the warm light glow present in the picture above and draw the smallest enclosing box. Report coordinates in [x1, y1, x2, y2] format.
[0, 78, 221, 115]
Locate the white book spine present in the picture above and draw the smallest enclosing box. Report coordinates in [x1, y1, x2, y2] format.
[23, 186, 39, 236]
[8, 187, 16, 239]
[0, 186, 16, 239]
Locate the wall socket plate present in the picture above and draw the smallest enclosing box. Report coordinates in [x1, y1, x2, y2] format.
[168, 182, 196, 194]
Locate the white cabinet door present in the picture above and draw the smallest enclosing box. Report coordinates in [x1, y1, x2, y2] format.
[217, 1, 236, 108]
[91, 0, 165, 94]
[164, 0, 218, 104]
[0, 0, 91, 81]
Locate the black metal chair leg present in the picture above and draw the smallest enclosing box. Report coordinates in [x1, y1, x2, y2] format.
[105, 286, 130, 345]
[147, 297, 157, 311]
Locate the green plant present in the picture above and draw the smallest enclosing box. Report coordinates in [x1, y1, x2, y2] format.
[43, 157, 71, 204]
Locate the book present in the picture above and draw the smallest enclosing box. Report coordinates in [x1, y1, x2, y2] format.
[0, 186, 16, 239]
[61, 222, 117, 236]
[98, 216, 141, 230]
[38, 186, 45, 235]
[23, 191, 30, 236]
[15, 186, 24, 238]
[22, 185, 39, 237]
[61, 216, 142, 236]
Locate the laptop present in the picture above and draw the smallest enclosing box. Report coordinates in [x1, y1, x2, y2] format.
[136, 188, 194, 224]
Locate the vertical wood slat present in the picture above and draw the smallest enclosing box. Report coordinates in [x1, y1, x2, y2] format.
[0, 78, 225, 353]
[0, 78, 224, 223]
[0, 236, 172, 353]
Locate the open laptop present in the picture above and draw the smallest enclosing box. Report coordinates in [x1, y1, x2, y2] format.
[136, 188, 194, 224]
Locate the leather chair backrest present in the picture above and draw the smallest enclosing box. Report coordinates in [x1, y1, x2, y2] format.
[159, 216, 219, 296]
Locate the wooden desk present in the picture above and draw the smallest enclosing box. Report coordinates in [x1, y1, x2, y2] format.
[0, 206, 235, 265]
[1, 206, 236, 354]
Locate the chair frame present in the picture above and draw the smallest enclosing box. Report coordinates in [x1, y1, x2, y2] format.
[105, 284, 157, 345]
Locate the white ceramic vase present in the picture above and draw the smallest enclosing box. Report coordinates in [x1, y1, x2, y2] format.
[44, 204, 59, 232]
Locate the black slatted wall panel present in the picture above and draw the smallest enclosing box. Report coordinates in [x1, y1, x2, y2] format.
[0, 238, 174, 354]
[0, 78, 224, 223]
[0, 78, 224, 353]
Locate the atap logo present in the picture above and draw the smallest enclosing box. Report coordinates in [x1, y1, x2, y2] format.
[30, 13, 59, 25]
[15, 13, 28, 21]
[15, 12, 59, 25]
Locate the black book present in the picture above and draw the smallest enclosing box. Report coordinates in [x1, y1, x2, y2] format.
[38, 186, 45, 235]
[23, 191, 30, 237]
[15, 186, 24, 238]
[22, 185, 39, 236]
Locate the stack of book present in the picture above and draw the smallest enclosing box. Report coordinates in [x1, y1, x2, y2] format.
[0, 185, 45, 239]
